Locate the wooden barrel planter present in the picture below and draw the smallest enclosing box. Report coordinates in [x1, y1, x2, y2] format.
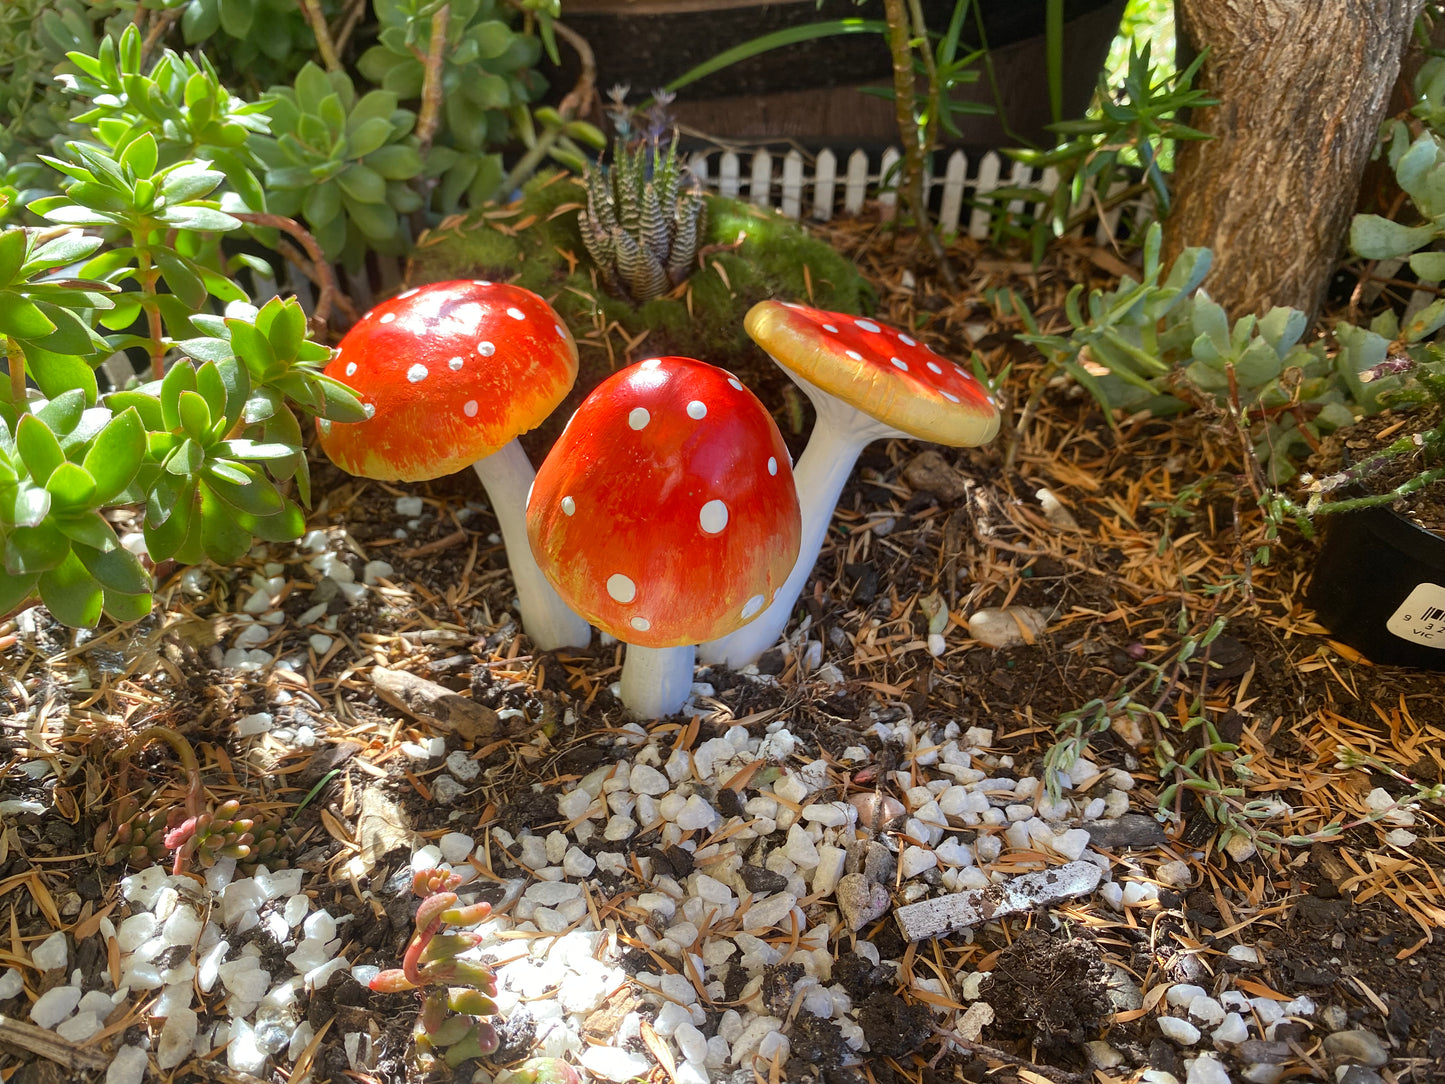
[550, 0, 1127, 149]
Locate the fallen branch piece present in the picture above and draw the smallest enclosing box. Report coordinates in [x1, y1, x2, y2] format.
[894, 860, 1103, 942]
[372, 667, 500, 742]
[0, 1014, 112, 1071]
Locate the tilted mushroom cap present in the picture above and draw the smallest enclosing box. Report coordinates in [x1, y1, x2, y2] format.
[744, 300, 1000, 446]
[316, 280, 578, 481]
[527, 357, 801, 649]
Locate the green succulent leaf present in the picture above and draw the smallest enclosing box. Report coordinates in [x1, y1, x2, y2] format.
[15, 414, 66, 485]
[37, 549, 104, 627]
[0, 292, 58, 340]
[75, 539, 150, 595]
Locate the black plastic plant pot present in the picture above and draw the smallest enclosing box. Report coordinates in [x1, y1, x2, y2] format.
[1307, 503, 1445, 669]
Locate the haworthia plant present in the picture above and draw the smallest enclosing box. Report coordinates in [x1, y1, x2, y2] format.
[578, 133, 705, 304]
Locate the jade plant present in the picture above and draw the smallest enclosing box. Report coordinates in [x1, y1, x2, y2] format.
[370, 868, 501, 1071]
[96, 725, 288, 874]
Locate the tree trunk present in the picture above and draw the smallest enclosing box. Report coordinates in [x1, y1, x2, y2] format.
[1163, 0, 1425, 324]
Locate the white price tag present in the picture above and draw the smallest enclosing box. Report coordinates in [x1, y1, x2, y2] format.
[1385, 582, 1445, 648]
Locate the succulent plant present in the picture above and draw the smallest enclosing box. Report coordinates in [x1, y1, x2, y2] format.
[96, 727, 289, 874]
[370, 868, 500, 1070]
[253, 63, 424, 268]
[578, 131, 705, 304]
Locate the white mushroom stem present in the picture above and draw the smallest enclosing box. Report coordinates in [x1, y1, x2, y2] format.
[619, 644, 697, 718]
[699, 378, 906, 668]
[471, 439, 593, 651]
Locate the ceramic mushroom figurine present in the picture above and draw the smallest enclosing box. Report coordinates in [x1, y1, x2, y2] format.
[699, 300, 1000, 669]
[527, 357, 801, 718]
[315, 280, 592, 651]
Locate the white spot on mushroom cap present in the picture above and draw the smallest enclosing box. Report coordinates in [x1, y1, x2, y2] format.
[345, 362, 357, 377]
[927, 361, 943, 374]
[899, 333, 916, 346]
[687, 400, 707, 420]
[479, 341, 496, 357]
[631, 616, 651, 632]
[318, 419, 331, 436]
[768, 457, 777, 476]
[699, 500, 728, 534]
[845, 350, 863, 362]
[464, 400, 478, 416]
[407, 363, 427, 383]
[607, 574, 636, 603]
[629, 407, 650, 430]
[562, 496, 576, 516]
[823, 323, 839, 334]
[741, 594, 765, 620]
[363, 403, 376, 419]
[472, 279, 492, 286]
[856, 319, 880, 332]
[728, 377, 744, 391]
[506, 307, 526, 321]
[640, 359, 662, 370]
[555, 323, 567, 339]
[942, 391, 960, 403]
[397, 287, 420, 299]
[890, 357, 908, 372]
[448, 356, 463, 371]
[379, 312, 396, 324]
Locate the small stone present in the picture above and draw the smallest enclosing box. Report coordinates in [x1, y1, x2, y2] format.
[30, 984, 82, 1028]
[836, 873, 890, 930]
[1086, 814, 1168, 850]
[106, 1046, 149, 1084]
[1212, 1012, 1249, 1045]
[1158, 1016, 1202, 1045]
[1322, 1030, 1389, 1067]
[438, 832, 475, 864]
[676, 795, 718, 831]
[966, 606, 1048, 648]
[629, 764, 670, 795]
[902, 450, 970, 501]
[581, 1045, 653, 1081]
[31, 931, 68, 971]
[1185, 1053, 1231, 1084]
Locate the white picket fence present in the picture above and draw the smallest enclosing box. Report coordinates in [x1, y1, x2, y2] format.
[685, 145, 1153, 245]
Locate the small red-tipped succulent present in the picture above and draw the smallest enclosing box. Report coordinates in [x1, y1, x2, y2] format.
[370, 868, 499, 1069]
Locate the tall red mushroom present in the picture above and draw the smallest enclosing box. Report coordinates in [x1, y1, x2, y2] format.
[700, 301, 1000, 668]
[316, 279, 591, 651]
[527, 357, 801, 717]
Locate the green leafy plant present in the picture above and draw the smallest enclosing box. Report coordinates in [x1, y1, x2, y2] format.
[370, 868, 501, 1071]
[178, 0, 336, 90]
[253, 63, 424, 268]
[578, 125, 705, 304]
[1017, 222, 1360, 483]
[1004, 40, 1215, 260]
[357, 0, 556, 212]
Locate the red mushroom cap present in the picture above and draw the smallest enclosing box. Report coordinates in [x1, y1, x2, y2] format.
[316, 280, 578, 481]
[744, 301, 1000, 446]
[526, 357, 801, 648]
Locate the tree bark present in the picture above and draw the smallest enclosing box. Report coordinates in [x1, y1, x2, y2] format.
[1163, 0, 1425, 324]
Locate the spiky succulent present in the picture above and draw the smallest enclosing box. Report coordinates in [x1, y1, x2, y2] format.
[578, 132, 705, 303]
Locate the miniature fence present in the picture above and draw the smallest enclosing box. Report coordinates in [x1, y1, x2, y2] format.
[684, 145, 1154, 246]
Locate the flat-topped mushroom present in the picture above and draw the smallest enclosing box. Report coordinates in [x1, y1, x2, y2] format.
[700, 300, 1000, 668]
[316, 279, 591, 651]
[528, 356, 801, 717]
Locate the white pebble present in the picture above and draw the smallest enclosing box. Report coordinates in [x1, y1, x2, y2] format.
[582, 1045, 654, 1081]
[1212, 1012, 1249, 1044]
[394, 496, 424, 517]
[30, 984, 82, 1028]
[438, 832, 475, 864]
[1158, 1016, 1201, 1045]
[0, 968, 23, 998]
[676, 795, 718, 832]
[31, 931, 68, 971]
[106, 1046, 149, 1084]
[1185, 1053, 1232, 1084]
